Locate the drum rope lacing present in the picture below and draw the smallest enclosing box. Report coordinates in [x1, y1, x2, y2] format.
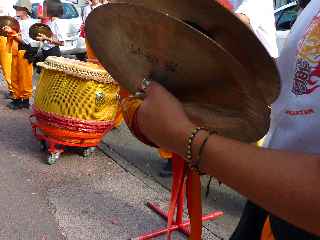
[37, 56, 117, 84]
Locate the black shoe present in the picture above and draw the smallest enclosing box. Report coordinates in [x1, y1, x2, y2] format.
[7, 99, 22, 110]
[3, 92, 13, 99]
[36, 66, 41, 74]
[7, 99, 30, 110]
[159, 160, 173, 178]
[20, 99, 30, 109]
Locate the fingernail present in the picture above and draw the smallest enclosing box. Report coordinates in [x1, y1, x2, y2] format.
[141, 78, 151, 91]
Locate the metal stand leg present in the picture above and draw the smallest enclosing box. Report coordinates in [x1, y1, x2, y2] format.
[133, 155, 223, 239]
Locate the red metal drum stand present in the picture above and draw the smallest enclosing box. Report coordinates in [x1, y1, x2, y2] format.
[134, 155, 223, 239]
[30, 111, 114, 165]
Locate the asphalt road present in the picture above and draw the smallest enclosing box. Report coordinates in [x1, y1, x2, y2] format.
[101, 125, 246, 240]
[0, 71, 245, 239]
[0, 80, 187, 240]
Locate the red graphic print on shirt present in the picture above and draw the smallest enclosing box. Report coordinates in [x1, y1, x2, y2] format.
[292, 15, 320, 95]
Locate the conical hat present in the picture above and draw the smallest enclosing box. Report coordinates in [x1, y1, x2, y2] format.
[14, 0, 32, 14]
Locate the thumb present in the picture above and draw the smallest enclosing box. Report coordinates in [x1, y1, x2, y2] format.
[144, 81, 167, 96]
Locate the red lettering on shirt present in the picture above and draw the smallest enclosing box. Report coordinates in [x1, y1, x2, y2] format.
[285, 109, 315, 116]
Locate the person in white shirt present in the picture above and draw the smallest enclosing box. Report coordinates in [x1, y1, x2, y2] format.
[81, 0, 103, 62]
[16, 15, 37, 46]
[82, 0, 102, 22]
[121, 0, 320, 238]
[4, 1, 37, 47]
[235, 0, 279, 58]
[35, 0, 64, 72]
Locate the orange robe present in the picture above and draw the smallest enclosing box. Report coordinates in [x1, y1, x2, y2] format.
[0, 36, 14, 92]
[0, 36, 33, 99]
[261, 218, 276, 240]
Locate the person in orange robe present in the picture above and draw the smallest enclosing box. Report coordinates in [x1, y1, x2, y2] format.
[3, 0, 34, 109]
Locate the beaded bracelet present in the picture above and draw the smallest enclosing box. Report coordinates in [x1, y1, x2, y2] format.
[185, 127, 208, 173]
[186, 127, 207, 160]
[186, 128, 216, 174]
[193, 131, 216, 174]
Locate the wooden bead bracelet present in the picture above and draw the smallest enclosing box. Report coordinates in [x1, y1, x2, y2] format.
[186, 127, 216, 174]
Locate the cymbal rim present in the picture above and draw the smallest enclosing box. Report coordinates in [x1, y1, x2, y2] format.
[86, 3, 272, 142]
[29, 23, 53, 41]
[104, 0, 281, 104]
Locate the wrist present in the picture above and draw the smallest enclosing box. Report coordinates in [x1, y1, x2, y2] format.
[192, 130, 209, 159]
[188, 129, 211, 174]
[174, 122, 196, 156]
[183, 126, 218, 174]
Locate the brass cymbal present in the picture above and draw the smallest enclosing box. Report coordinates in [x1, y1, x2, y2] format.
[86, 4, 271, 142]
[0, 16, 20, 37]
[29, 23, 53, 40]
[104, 0, 280, 105]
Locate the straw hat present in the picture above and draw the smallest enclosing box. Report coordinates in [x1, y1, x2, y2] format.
[13, 0, 32, 15]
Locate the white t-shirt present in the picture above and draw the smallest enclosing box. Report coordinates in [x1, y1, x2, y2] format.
[235, 0, 279, 58]
[263, 0, 320, 154]
[18, 17, 37, 46]
[82, 3, 102, 22]
[42, 18, 64, 51]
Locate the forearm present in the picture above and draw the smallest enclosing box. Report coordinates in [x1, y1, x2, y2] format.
[135, 81, 319, 234]
[14, 35, 23, 43]
[8, 34, 23, 44]
[49, 38, 63, 46]
[197, 134, 320, 235]
[42, 36, 63, 46]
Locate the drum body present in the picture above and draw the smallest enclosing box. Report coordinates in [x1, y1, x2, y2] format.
[33, 56, 120, 146]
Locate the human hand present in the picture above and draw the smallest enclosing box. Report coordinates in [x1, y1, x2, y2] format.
[237, 13, 251, 27]
[36, 33, 49, 42]
[3, 26, 16, 35]
[137, 82, 195, 156]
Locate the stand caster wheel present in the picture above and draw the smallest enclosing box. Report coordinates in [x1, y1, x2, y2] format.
[82, 147, 96, 157]
[40, 140, 47, 152]
[47, 152, 60, 165]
